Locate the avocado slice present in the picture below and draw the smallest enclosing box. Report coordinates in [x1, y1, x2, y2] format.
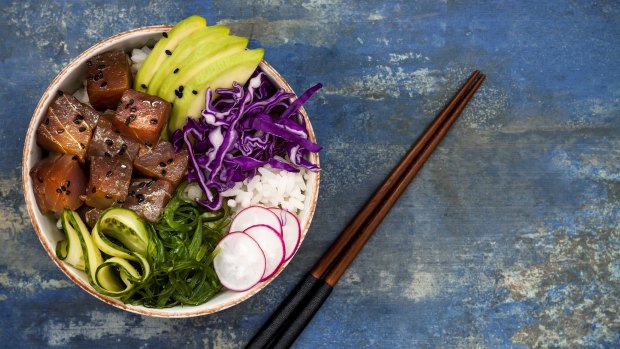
[134, 15, 206, 92]
[157, 36, 249, 102]
[146, 25, 231, 96]
[167, 48, 264, 135]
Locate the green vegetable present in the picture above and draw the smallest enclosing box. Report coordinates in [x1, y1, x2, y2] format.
[56, 182, 230, 308]
[121, 182, 231, 308]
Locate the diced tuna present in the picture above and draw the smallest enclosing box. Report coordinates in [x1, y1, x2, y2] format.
[88, 111, 141, 161]
[123, 179, 174, 222]
[112, 89, 170, 146]
[36, 92, 100, 162]
[87, 50, 132, 111]
[30, 153, 87, 214]
[133, 141, 188, 187]
[82, 155, 132, 209]
[84, 207, 103, 229]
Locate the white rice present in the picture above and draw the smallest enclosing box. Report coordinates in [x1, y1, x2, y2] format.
[185, 165, 309, 215]
[130, 46, 151, 74]
[73, 79, 90, 104]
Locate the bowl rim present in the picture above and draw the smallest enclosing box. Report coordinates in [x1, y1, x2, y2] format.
[22, 25, 320, 317]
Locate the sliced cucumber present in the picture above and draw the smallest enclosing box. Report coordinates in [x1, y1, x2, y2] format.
[96, 207, 153, 256]
[56, 211, 85, 270]
[134, 15, 206, 92]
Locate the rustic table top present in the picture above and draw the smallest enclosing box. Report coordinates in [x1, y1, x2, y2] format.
[1, 1, 618, 348]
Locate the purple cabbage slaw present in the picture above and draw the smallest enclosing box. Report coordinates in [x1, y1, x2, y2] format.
[172, 72, 322, 210]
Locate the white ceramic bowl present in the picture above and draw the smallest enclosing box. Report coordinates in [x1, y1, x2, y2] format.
[22, 25, 319, 317]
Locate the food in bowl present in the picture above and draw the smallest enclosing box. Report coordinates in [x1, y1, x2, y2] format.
[26, 15, 321, 312]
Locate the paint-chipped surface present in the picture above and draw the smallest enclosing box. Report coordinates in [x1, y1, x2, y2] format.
[1, 0, 619, 348]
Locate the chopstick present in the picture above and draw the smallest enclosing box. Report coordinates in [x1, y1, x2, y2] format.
[245, 71, 485, 349]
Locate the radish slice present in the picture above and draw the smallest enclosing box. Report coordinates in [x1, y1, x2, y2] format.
[244, 225, 285, 281]
[213, 232, 266, 292]
[270, 208, 302, 261]
[230, 206, 283, 235]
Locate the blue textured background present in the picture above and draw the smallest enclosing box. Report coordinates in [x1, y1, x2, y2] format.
[1, 1, 619, 348]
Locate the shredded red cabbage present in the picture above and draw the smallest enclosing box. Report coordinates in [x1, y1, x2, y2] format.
[172, 72, 322, 210]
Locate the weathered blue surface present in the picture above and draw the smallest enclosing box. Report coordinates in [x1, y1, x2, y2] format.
[1, 0, 619, 348]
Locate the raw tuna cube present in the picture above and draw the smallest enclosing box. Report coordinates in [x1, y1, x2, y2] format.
[133, 141, 188, 186]
[112, 89, 170, 146]
[88, 111, 141, 161]
[82, 155, 132, 209]
[123, 179, 174, 222]
[87, 50, 132, 111]
[36, 92, 100, 162]
[30, 153, 87, 214]
[83, 207, 103, 228]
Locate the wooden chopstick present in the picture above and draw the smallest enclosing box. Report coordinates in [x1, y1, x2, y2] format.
[245, 71, 485, 349]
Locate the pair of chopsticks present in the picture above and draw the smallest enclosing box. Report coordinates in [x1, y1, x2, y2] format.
[245, 70, 486, 349]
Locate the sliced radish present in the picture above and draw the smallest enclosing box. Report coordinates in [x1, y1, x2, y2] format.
[230, 206, 283, 235]
[213, 232, 266, 292]
[270, 208, 302, 261]
[244, 225, 285, 281]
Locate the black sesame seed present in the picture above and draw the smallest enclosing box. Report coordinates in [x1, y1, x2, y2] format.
[138, 182, 146, 188]
[86, 60, 92, 66]
[104, 152, 111, 157]
[76, 114, 84, 121]
[79, 143, 85, 149]
[165, 49, 172, 55]
[66, 180, 71, 187]
[125, 118, 131, 126]
[146, 181, 154, 188]
[173, 68, 179, 74]
[127, 99, 134, 106]
[150, 119, 158, 124]
[92, 186, 97, 193]
[141, 84, 147, 89]
[162, 32, 168, 38]
[57, 90, 64, 96]
[44, 118, 49, 125]
[56, 188, 62, 193]
[136, 194, 145, 203]
[60, 185, 66, 191]
[117, 148, 126, 156]
[151, 175, 159, 181]
[105, 194, 112, 199]
[129, 114, 136, 121]
[104, 139, 113, 146]
[57, 129, 64, 134]
[106, 170, 113, 177]
[100, 81, 107, 88]
[116, 199, 125, 204]
[98, 64, 105, 69]
[130, 107, 137, 113]
[159, 162, 166, 167]
[65, 190, 71, 195]
[192, 90, 197, 95]
[161, 169, 167, 175]
[167, 158, 173, 164]
[129, 190, 136, 197]
[120, 143, 127, 150]
[78, 126, 86, 132]
[37, 176, 43, 183]
[72, 155, 78, 161]
[178, 85, 184, 92]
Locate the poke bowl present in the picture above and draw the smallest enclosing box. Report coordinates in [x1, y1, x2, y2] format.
[22, 18, 320, 317]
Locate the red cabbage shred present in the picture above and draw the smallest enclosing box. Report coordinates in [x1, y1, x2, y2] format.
[172, 72, 322, 210]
